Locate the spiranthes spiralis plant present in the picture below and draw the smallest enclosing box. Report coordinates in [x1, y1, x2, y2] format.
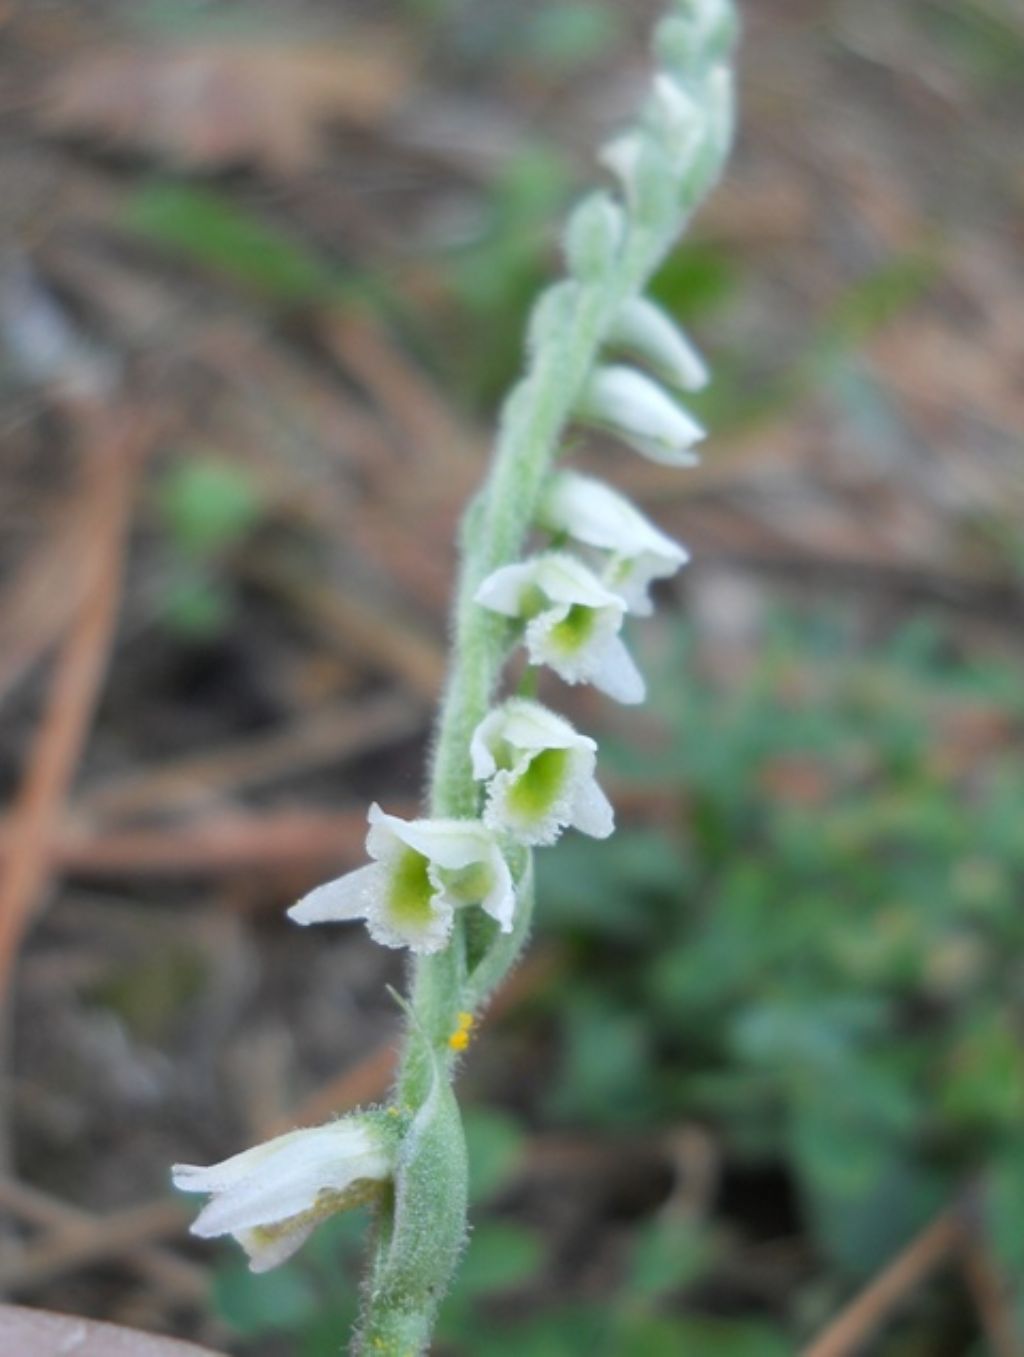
[173, 2, 739, 1351]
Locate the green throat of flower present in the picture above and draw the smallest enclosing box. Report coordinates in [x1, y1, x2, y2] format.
[548, 604, 599, 655]
[388, 849, 435, 926]
[507, 747, 572, 820]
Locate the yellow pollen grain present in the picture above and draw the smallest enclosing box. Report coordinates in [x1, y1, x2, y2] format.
[448, 1029, 471, 1052]
[456, 1011, 474, 1031]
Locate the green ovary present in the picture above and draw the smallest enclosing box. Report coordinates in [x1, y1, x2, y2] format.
[388, 849, 435, 927]
[507, 747, 571, 821]
[548, 604, 597, 655]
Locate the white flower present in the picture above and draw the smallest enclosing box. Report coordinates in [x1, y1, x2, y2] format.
[172, 1118, 393, 1273]
[474, 553, 645, 705]
[539, 470, 689, 617]
[609, 297, 708, 392]
[470, 700, 614, 846]
[578, 364, 705, 465]
[288, 804, 516, 951]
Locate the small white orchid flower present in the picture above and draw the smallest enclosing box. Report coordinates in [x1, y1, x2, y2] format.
[288, 804, 515, 952]
[172, 1117, 393, 1273]
[578, 364, 705, 465]
[470, 699, 614, 846]
[609, 297, 709, 392]
[475, 553, 645, 705]
[539, 471, 689, 618]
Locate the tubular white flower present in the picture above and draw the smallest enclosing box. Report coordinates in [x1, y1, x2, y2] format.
[608, 296, 708, 392]
[539, 470, 689, 617]
[578, 364, 705, 465]
[474, 553, 645, 705]
[172, 1117, 393, 1273]
[470, 700, 614, 846]
[288, 804, 516, 950]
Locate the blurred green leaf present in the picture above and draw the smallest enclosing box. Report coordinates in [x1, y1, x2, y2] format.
[625, 1215, 710, 1300]
[523, 4, 623, 69]
[464, 1106, 527, 1204]
[124, 183, 340, 303]
[213, 1259, 318, 1335]
[455, 1221, 544, 1296]
[157, 456, 263, 557]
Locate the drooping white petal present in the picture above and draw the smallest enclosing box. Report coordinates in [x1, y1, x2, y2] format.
[477, 842, 516, 931]
[579, 365, 705, 465]
[288, 864, 383, 926]
[569, 775, 616, 839]
[582, 633, 647, 705]
[609, 297, 708, 392]
[172, 1119, 392, 1271]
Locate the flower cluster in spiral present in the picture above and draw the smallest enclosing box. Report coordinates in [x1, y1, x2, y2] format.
[289, 336, 704, 948]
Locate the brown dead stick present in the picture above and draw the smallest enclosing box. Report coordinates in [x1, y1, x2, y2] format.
[0, 1198, 189, 1294]
[0, 1179, 205, 1303]
[1, 809, 386, 879]
[80, 693, 423, 822]
[960, 1234, 1022, 1357]
[320, 314, 480, 480]
[0, 783, 666, 882]
[801, 1206, 964, 1357]
[0, 411, 147, 1000]
[245, 556, 446, 703]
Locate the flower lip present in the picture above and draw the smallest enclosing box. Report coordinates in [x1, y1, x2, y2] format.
[475, 554, 645, 706]
[471, 700, 614, 845]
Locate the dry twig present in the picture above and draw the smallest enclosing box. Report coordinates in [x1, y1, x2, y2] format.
[801, 1206, 963, 1357]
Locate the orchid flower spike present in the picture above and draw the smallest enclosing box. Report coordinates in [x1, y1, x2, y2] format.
[470, 699, 614, 847]
[578, 364, 705, 465]
[475, 552, 645, 705]
[288, 804, 515, 952]
[172, 1116, 394, 1273]
[539, 470, 689, 617]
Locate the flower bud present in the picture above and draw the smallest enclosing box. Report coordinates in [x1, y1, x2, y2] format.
[609, 296, 708, 392]
[578, 365, 705, 465]
[564, 192, 626, 281]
